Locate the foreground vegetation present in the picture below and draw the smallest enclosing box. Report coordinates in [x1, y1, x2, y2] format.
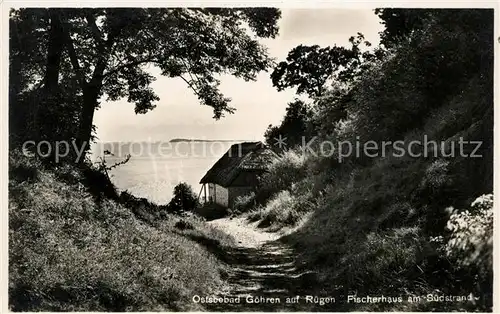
[240, 9, 493, 311]
[9, 152, 235, 311]
[8, 8, 280, 310]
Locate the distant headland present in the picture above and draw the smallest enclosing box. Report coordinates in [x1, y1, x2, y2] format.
[169, 138, 248, 143]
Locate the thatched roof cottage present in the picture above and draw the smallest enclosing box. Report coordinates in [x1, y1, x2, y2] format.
[199, 141, 278, 208]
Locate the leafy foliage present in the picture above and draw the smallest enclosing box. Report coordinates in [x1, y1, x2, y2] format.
[374, 8, 431, 48]
[264, 99, 314, 149]
[268, 33, 387, 150]
[442, 194, 493, 271]
[167, 183, 199, 214]
[254, 149, 308, 205]
[270, 33, 373, 98]
[9, 8, 281, 159]
[233, 192, 256, 213]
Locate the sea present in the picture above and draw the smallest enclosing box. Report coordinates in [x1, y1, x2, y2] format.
[91, 141, 240, 205]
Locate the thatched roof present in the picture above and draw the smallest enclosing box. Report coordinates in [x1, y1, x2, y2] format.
[200, 142, 279, 187]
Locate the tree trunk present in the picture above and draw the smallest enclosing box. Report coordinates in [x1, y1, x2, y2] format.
[75, 59, 107, 163]
[75, 86, 98, 158]
[35, 9, 64, 144]
[71, 11, 119, 163]
[44, 9, 64, 91]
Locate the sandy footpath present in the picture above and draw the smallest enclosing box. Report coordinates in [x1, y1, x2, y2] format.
[208, 217, 281, 248]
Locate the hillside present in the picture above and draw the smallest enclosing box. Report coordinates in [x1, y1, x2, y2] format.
[238, 9, 493, 311]
[8, 152, 235, 311]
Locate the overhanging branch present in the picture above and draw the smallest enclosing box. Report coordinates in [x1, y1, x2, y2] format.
[179, 75, 201, 98]
[61, 24, 87, 86]
[103, 57, 158, 78]
[84, 11, 104, 46]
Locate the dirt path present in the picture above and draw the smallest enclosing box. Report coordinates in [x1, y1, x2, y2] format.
[208, 217, 280, 248]
[206, 217, 332, 311]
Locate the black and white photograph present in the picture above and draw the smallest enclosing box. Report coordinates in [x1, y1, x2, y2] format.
[4, 3, 496, 312]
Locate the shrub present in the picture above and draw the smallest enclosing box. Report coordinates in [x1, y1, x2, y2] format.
[246, 206, 266, 222]
[232, 192, 256, 213]
[256, 149, 308, 205]
[167, 183, 199, 214]
[174, 219, 195, 231]
[9, 151, 40, 183]
[118, 191, 165, 224]
[193, 202, 229, 221]
[442, 194, 493, 272]
[247, 190, 314, 230]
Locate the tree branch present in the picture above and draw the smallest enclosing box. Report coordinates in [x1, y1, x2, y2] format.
[85, 10, 121, 85]
[179, 75, 201, 98]
[103, 57, 158, 78]
[60, 22, 87, 86]
[84, 11, 104, 46]
[179, 58, 203, 90]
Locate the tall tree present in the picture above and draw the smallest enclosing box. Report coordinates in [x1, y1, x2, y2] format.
[264, 99, 313, 149]
[374, 8, 431, 49]
[268, 33, 385, 145]
[270, 33, 373, 98]
[10, 9, 50, 145]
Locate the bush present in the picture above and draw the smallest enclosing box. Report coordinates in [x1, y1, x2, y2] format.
[118, 191, 165, 224]
[232, 192, 256, 213]
[167, 183, 199, 214]
[9, 151, 40, 182]
[193, 202, 230, 221]
[174, 219, 195, 231]
[256, 149, 308, 205]
[247, 190, 314, 230]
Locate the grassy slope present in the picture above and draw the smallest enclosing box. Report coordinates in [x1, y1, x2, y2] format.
[246, 75, 492, 311]
[8, 154, 234, 311]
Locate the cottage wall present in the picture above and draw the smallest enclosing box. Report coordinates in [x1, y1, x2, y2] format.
[209, 183, 229, 207]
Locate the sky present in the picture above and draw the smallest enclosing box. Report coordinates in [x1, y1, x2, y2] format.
[93, 9, 384, 143]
